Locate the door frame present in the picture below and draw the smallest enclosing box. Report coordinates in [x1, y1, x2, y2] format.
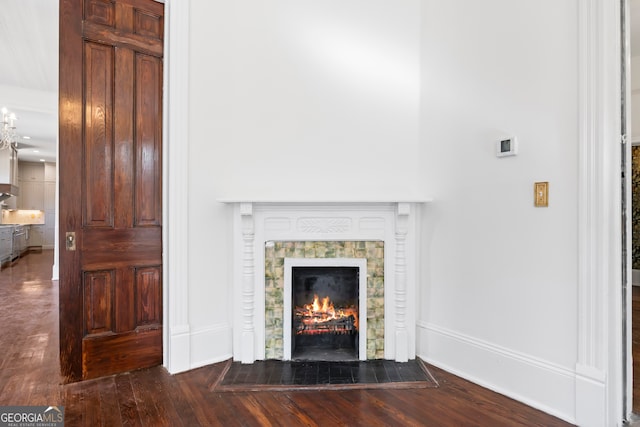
[577, 0, 628, 425]
[622, 0, 633, 419]
[161, 0, 191, 374]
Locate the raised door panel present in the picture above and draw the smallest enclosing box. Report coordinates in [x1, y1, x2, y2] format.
[84, 41, 114, 228]
[83, 270, 115, 335]
[134, 54, 162, 227]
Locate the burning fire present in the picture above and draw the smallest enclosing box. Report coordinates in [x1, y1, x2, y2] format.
[295, 294, 359, 331]
[307, 295, 335, 317]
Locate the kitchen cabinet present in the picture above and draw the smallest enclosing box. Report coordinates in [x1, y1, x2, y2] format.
[11, 225, 26, 259]
[0, 145, 19, 196]
[18, 162, 46, 210]
[0, 226, 12, 264]
[44, 211, 55, 249]
[19, 181, 45, 210]
[44, 163, 56, 182]
[44, 174, 56, 249]
[28, 225, 44, 248]
[19, 162, 45, 182]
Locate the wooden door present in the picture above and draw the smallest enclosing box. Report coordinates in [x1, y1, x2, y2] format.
[59, 0, 164, 382]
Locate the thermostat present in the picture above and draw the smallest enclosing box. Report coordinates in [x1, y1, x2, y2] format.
[497, 137, 518, 157]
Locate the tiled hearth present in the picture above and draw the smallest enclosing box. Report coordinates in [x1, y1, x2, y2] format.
[212, 359, 437, 391]
[221, 200, 424, 364]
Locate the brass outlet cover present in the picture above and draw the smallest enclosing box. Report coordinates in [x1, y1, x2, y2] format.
[534, 182, 549, 207]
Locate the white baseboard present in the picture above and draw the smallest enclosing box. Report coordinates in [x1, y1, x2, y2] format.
[417, 322, 576, 425]
[575, 364, 606, 427]
[166, 325, 191, 374]
[165, 323, 233, 374]
[189, 323, 233, 371]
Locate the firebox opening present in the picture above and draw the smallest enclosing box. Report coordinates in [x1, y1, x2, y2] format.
[292, 266, 359, 361]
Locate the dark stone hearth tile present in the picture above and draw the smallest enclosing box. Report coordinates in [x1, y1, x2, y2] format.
[265, 368, 282, 385]
[252, 370, 270, 384]
[353, 373, 378, 384]
[279, 364, 295, 383]
[317, 373, 331, 384]
[372, 365, 390, 383]
[382, 364, 402, 382]
[353, 366, 378, 384]
[329, 363, 354, 377]
[216, 359, 436, 389]
[330, 376, 355, 385]
[317, 362, 330, 377]
[292, 365, 318, 385]
[397, 363, 423, 382]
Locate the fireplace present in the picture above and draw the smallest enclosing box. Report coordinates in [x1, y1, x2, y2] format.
[222, 200, 424, 364]
[284, 258, 368, 361]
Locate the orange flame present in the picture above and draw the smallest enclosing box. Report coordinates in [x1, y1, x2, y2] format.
[298, 294, 358, 330]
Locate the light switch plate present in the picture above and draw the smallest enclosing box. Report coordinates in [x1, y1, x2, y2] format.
[534, 182, 548, 207]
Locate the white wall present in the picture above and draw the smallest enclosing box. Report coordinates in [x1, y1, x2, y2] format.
[417, 1, 578, 422]
[183, 0, 581, 422]
[186, 0, 422, 366]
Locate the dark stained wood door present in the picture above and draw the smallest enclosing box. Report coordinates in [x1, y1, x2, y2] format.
[59, 0, 164, 382]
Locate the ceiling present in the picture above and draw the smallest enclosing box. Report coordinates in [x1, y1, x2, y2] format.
[3, 1, 640, 166]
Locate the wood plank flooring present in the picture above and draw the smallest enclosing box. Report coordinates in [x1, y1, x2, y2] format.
[0, 250, 574, 426]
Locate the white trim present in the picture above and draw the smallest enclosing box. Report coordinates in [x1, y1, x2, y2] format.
[163, 0, 192, 374]
[622, 0, 633, 417]
[417, 322, 576, 425]
[218, 198, 433, 204]
[283, 257, 367, 361]
[578, 0, 624, 425]
[188, 323, 233, 370]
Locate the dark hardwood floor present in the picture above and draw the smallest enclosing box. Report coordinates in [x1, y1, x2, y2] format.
[0, 250, 574, 426]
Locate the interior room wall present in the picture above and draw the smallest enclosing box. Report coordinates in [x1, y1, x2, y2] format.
[186, 0, 422, 366]
[183, 1, 582, 421]
[417, 0, 578, 422]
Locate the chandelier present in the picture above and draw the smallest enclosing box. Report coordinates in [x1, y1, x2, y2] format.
[0, 107, 17, 150]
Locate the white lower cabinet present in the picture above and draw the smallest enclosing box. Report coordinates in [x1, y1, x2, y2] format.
[0, 227, 12, 263]
[28, 225, 44, 247]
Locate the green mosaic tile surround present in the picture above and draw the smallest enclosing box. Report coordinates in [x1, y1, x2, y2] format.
[264, 241, 385, 360]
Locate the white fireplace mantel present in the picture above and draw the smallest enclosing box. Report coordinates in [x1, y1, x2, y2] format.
[220, 199, 430, 363]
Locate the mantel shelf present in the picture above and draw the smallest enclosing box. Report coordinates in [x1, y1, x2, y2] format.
[217, 198, 433, 204]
